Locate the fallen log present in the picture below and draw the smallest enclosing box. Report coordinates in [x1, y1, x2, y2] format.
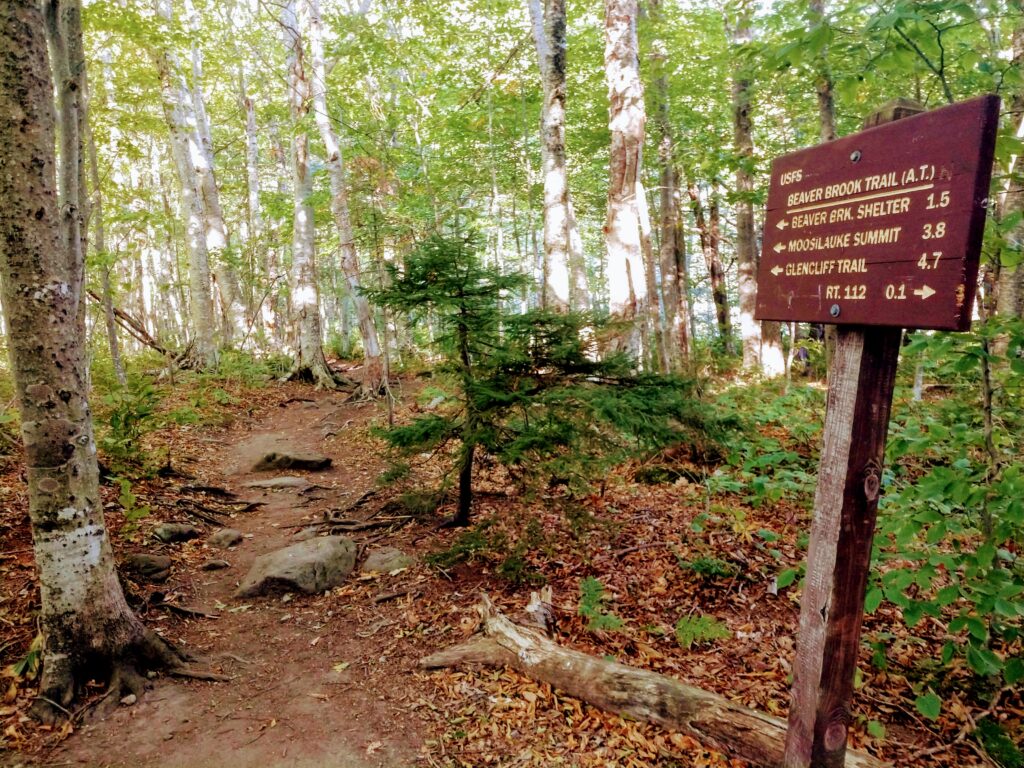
[420, 595, 887, 768]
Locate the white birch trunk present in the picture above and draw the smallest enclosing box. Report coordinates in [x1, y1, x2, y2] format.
[153, 0, 217, 367]
[183, 0, 246, 347]
[302, 0, 387, 395]
[730, 13, 761, 372]
[604, 0, 648, 358]
[530, 0, 589, 311]
[282, 0, 339, 389]
[1, 0, 180, 716]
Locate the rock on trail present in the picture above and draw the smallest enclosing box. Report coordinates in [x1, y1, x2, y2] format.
[236, 536, 357, 597]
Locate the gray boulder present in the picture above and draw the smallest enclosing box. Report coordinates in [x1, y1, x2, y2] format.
[207, 528, 244, 548]
[152, 523, 202, 543]
[251, 451, 332, 473]
[236, 536, 357, 597]
[361, 547, 415, 574]
[124, 553, 172, 582]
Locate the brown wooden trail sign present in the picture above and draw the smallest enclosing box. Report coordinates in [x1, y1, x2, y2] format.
[763, 97, 1000, 768]
[756, 95, 999, 331]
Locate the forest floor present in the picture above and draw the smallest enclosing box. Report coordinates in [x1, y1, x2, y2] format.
[0, 370, 1016, 767]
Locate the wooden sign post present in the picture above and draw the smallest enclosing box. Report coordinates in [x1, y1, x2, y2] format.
[753, 96, 1000, 768]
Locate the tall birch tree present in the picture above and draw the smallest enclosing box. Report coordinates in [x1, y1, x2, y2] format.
[528, 0, 589, 311]
[0, 0, 183, 717]
[281, 0, 339, 389]
[152, 0, 217, 367]
[301, 0, 387, 395]
[604, 0, 650, 358]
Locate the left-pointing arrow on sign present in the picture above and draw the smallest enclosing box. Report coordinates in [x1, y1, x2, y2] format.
[771, 265, 784, 276]
[913, 285, 936, 300]
[776, 219, 788, 230]
[773, 242, 787, 253]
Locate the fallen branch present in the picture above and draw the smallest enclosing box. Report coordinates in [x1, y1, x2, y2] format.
[420, 595, 887, 768]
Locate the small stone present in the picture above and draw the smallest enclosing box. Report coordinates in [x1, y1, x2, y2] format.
[207, 528, 244, 548]
[361, 547, 415, 574]
[250, 451, 332, 473]
[292, 526, 319, 541]
[152, 523, 202, 543]
[123, 553, 173, 583]
[200, 559, 231, 571]
[236, 536, 357, 597]
[120, 694, 137, 706]
[242, 476, 310, 489]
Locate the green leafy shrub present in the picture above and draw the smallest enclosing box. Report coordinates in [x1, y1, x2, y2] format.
[98, 378, 161, 465]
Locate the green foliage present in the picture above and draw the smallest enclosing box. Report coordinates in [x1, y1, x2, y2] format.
[98, 378, 161, 465]
[426, 527, 492, 570]
[577, 576, 624, 632]
[677, 555, 736, 581]
[113, 476, 151, 529]
[873, 318, 1024, 687]
[369, 231, 735, 524]
[674, 614, 731, 649]
[975, 717, 1024, 768]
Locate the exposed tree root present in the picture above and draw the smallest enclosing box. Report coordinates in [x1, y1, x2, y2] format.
[29, 621, 222, 724]
[421, 595, 888, 768]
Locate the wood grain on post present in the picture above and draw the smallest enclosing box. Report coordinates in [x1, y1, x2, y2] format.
[781, 101, 923, 768]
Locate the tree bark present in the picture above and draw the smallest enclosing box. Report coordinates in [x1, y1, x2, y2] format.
[687, 180, 732, 353]
[281, 0, 342, 390]
[302, 0, 387, 395]
[421, 596, 886, 768]
[604, 0, 650, 359]
[997, 20, 1024, 324]
[153, 0, 217, 367]
[529, 0, 589, 312]
[728, 8, 761, 372]
[86, 121, 126, 385]
[0, 0, 183, 718]
[648, 0, 690, 370]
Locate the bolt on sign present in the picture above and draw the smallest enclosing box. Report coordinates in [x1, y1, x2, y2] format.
[756, 95, 999, 330]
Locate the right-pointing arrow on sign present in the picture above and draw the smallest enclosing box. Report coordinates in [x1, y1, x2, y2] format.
[773, 242, 787, 253]
[913, 285, 936, 300]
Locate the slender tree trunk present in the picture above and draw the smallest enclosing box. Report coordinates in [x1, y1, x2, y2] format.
[729, 8, 761, 372]
[86, 124, 126, 385]
[811, 0, 838, 367]
[997, 21, 1024, 324]
[530, 0, 589, 311]
[301, 0, 386, 395]
[153, 0, 217, 367]
[648, 0, 690, 369]
[604, 0, 649, 359]
[182, 0, 245, 347]
[687, 181, 732, 353]
[0, 0, 182, 718]
[281, 0, 339, 389]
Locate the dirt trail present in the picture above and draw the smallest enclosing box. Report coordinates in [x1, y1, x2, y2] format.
[44, 389, 433, 768]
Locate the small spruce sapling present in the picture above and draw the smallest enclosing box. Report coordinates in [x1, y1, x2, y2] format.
[369, 230, 733, 527]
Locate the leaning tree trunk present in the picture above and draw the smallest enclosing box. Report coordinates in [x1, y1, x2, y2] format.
[1, 0, 183, 718]
[281, 0, 341, 389]
[604, 0, 650, 359]
[421, 596, 886, 768]
[302, 0, 387, 395]
[529, 0, 589, 312]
